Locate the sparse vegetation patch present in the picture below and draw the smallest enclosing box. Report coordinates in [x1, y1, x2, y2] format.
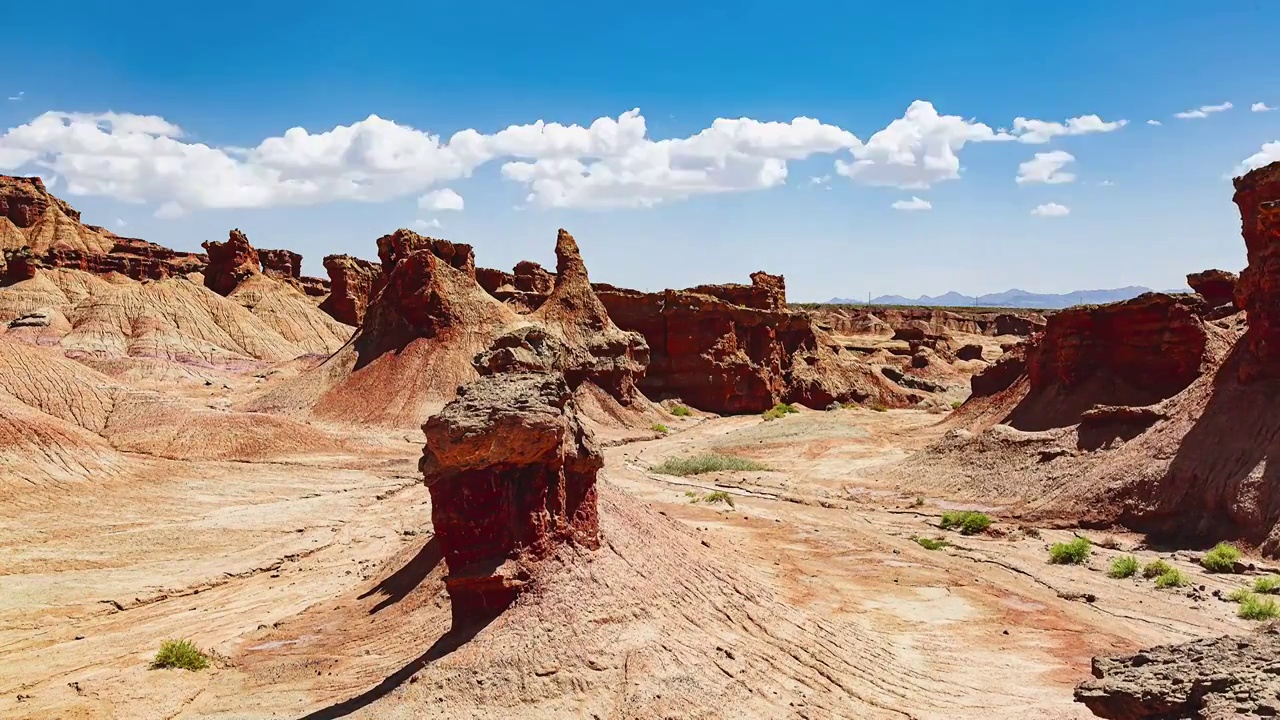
[1201, 542, 1242, 573]
[651, 423, 669, 434]
[653, 453, 768, 477]
[152, 639, 209, 671]
[1107, 555, 1139, 579]
[1239, 593, 1280, 620]
[870, 403, 888, 412]
[1142, 559, 1173, 579]
[1048, 537, 1091, 565]
[669, 404, 692, 417]
[686, 489, 736, 509]
[914, 536, 949, 550]
[1253, 575, 1280, 594]
[762, 402, 800, 421]
[1154, 568, 1190, 588]
[939, 510, 991, 535]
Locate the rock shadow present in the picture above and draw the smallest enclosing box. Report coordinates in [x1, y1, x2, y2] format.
[357, 535, 442, 615]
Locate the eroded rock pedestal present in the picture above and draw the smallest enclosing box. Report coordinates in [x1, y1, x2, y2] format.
[1234, 163, 1280, 382]
[420, 372, 602, 624]
[1075, 628, 1280, 719]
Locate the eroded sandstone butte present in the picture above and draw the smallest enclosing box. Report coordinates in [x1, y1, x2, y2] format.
[1234, 163, 1280, 381]
[420, 371, 601, 623]
[320, 254, 380, 326]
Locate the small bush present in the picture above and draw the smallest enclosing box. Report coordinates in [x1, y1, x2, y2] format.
[1096, 535, 1122, 550]
[1228, 587, 1255, 603]
[669, 404, 692, 417]
[1048, 537, 1092, 565]
[1239, 593, 1280, 620]
[911, 496, 925, 508]
[914, 536, 949, 551]
[762, 403, 800, 421]
[1154, 569, 1190, 588]
[702, 490, 736, 508]
[950, 400, 963, 410]
[870, 403, 888, 412]
[652, 453, 769, 477]
[1107, 555, 1140, 579]
[939, 510, 992, 535]
[840, 402, 859, 409]
[651, 423, 669, 434]
[1201, 542, 1242, 573]
[1142, 559, 1173, 579]
[1254, 576, 1280, 594]
[152, 639, 209, 671]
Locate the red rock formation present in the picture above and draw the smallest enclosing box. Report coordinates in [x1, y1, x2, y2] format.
[259, 248, 301, 281]
[514, 260, 554, 294]
[0, 176, 80, 230]
[420, 371, 601, 623]
[993, 312, 1046, 337]
[376, 228, 475, 277]
[687, 271, 786, 311]
[1233, 162, 1280, 382]
[1186, 268, 1238, 309]
[0, 247, 39, 285]
[320, 254, 380, 326]
[202, 229, 261, 296]
[1027, 293, 1209, 406]
[969, 344, 1027, 398]
[956, 343, 984, 361]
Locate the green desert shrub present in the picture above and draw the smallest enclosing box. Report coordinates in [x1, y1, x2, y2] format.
[1154, 568, 1190, 588]
[669, 404, 692, 417]
[914, 537, 949, 551]
[702, 490, 736, 508]
[1141, 559, 1173, 579]
[1201, 542, 1242, 573]
[1107, 555, 1140, 579]
[761, 403, 800, 421]
[939, 510, 992, 535]
[651, 423, 669, 434]
[1228, 587, 1255, 603]
[152, 639, 209, 671]
[1254, 576, 1280, 594]
[1239, 593, 1280, 620]
[652, 453, 768, 477]
[1048, 537, 1092, 565]
[870, 403, 889, 412]
[950, 400, 963, 410]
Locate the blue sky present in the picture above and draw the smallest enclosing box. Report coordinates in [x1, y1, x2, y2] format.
[2, 1, 1277, 301]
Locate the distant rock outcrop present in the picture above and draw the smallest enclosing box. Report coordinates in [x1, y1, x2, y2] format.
[420, 371, 601, 623]
[1186, 268, 1238, 310]
[202, 229, 262, 296]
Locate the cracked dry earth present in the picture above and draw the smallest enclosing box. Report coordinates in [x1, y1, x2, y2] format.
[1, 405, 1254, 719]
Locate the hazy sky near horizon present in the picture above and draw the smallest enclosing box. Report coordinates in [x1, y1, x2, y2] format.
[1, 1, 1277, 302]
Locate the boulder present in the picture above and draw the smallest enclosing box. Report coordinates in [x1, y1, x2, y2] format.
[1186, 268, 1238, 309]
[320, 254, 380, 326]
[1075, 628, 1280, 719]
[1233, 162, 1280, 381]
[420, 372, 601, 623]
[201, 229, 261, 296]
[956, 343, 985, 361]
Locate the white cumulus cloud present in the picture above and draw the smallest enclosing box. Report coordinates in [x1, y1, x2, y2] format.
[413, 218, 442, 230]
[1253, 102, 1275, 113]
[1031, 202, 1070, 217]
[418, 188, 464, 211]
[891, 196, 932, 211]
[1016, 150, 1076, 185]
[1174, 102, 1233, 119]
[1146, 119, 1162, 126]
[1235, 141, 1280, 176]
[1011, 115, 1126, 144]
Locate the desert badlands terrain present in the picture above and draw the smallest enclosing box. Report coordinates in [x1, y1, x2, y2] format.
[3, 162, 1280, 720]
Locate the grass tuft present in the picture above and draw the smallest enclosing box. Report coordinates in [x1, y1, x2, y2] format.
[761, 403, 800, 421]
[1048, 537, 1092, 565]
[1107, 555, 1140, 579]
[1154, 568, 1190, 588]
[1254, 575, 1280, 594]
[1141, 559, 1173, 579]
[939, 510, 992, 535]
[1228, 587, 1255, 603]
[914, 536, 949, 551]
[152, 639, 209, 671]
[1201, 542, 1242, 573]
[669, 404, 692, 417]
[651, 423, 669, 434]
[1239, 593, 1280, 620]
[870, 403, 888, 412]
[950, 400, 963, 410]
[653, 453, 768, 477]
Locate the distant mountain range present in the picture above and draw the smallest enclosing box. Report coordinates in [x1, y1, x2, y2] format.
[825, 286, 1186, 309]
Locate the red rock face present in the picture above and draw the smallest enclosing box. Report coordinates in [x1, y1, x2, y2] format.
[420, 372, 601, 623]
[513, 260, 554, 294]
[201, 229, 261, 296]
[1233, 162, 1280, 382]
[0, 176, 79, 229]
[259, 248, 302, 281]
[970, 345, 1027, 398]
[1186, 268, 1238, 309]
[1027, 293, 1208, 405]
[687, 271, 786, 311]
[320, 254, 380, 326]
[376, 229, 475, 278]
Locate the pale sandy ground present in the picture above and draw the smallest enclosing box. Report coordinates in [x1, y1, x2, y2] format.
[0, 405, 1254, 719]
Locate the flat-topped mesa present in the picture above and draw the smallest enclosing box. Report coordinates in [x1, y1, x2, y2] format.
[201, 229, 261, 296]
[687, 270, 786, 311]
[419, 372, 601, 624]
[1233, 161, 1280, 381]
[375, 228, 475, 278]
[320, 254, 380, 326]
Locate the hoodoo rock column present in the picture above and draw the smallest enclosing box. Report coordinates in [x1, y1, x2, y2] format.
[419, 372, 602, 624]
